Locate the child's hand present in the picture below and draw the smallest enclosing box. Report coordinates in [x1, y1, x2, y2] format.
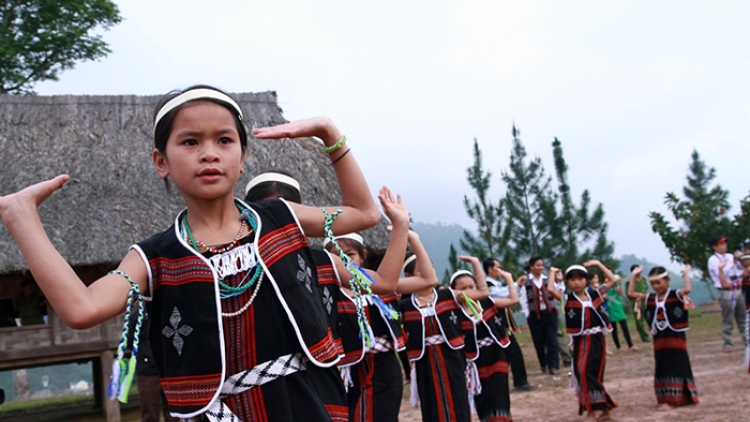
[253, 116, 341, 145]
[459, 255, 478, 263]
[0, 175, 70, 223]
[681, 265, 692, 275]
[549, 267, 560, 274]
[378, 186, 409, 227]
[631, 265, 643, 277]
[583, 259, 601, 267]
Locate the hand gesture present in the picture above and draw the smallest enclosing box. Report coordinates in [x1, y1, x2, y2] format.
[253, 117, 340, 144]
[583, 259, 601, 267]
[0, 175, 70, 224]
[549, 267, 560, 274]
[681, 264, 692, 275]
[459, 255, 479, 264]
[378, 186, 409, 227]
[631, 265, 643, 277]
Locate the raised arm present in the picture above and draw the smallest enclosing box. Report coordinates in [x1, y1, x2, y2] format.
[458, 256, 490, 301]
[253, 117, 380, 237]
[584, 259, 618, 291]
[0, 176, 147, 329]
[547, 267, 563, 301]
[678, 264, 692, 297]
[396, 231, 439, 294]
[627, 265, 646, 301]
[493, 270, 519, 308]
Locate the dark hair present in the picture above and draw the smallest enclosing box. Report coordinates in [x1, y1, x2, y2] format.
[630, 264, 639, 272]
[403, 252, 417, 275]
[482, 257, 498, 274]
[363, 248, 385, 271]
[528, 256, 543, 267]
[565, 269, 588, 281]
[244, 170, 302, 204]
[450, 272, 475, 289]
[648, 266, 669, 280]
[325, 238, 365, 262]
[153, 84, 247, 154]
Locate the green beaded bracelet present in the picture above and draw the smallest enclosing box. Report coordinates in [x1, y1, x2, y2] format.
[323, 135, 347, 154]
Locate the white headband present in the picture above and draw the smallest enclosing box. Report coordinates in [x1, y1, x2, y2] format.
[648, 271, 669, 281]
[323, 233, 364, 248]
[449, 270, 474, 285]
[741, 254, 750, 261]
[565, 265, 588, 277]
[402, 254, 417, 272]
[245, 172, 301, 195]
[154, 88, 243, 132]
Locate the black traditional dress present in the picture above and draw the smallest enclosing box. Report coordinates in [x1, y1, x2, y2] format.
[401, 289, 470, 422]
[461, 297, 512, 422]
[565, 290, 617, 415]
[645, 289, 699, 406]
[135, 199, 339, 421]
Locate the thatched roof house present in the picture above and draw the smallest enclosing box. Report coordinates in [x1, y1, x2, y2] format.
[0, 92, 389, 275]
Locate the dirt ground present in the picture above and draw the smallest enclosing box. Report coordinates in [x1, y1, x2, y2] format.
[399, 302, 750, 422]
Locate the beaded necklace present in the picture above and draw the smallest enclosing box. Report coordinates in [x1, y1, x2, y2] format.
[181, 206, 263, 303]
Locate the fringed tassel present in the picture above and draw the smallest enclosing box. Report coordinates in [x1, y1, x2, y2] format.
[372, 295, 400, 320]
[409, 365, 419, 407]
[466, 360, 482, 414]
[683, 296, 695, 310]
[322, 208, 379, 347]
[462, 293, 483, 320]
[568, 335, 578, 394]
[107, 270, 144, 403]
[340, 366, 354, 392]
[634, 300, 641, 320]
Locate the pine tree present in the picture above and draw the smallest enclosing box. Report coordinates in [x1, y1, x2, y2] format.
[650, 150, 732, 289]
[459, 138, 510, 262]
[441, 243, 467, 285]
[502, 125, 557, 259]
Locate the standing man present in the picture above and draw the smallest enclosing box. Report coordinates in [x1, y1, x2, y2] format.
[626, 264, 651, 343]
[519, 257, 560, 375]
[707, 235, 747, 353]
[483, 258, 534, 392]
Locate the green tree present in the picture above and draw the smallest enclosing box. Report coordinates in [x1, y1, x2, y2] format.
[459, 138, 512, 263]
[501, 125, 557, 258]
[650, 150, 733, 291]
[441, 243, 467, 286]
[0, 0, 122, 94]
[550, 137, 618, 269]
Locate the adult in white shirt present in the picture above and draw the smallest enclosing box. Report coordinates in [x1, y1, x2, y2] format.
[707, 235, 747, 352]
[518, 256, 560, 375]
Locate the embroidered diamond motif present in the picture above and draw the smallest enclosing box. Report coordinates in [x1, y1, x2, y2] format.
[450, 311, 458, 325]
[162, 307, 193, 356]
[673, 306, 683, 318]
[322, 286, 333, 314]
[494, 316, 503, 326]
[568, 308, 576, 319]
[297, 254, 313, 293]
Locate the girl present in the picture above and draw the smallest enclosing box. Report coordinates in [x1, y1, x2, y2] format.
[400, 254, 489, 422]
[628, 265, 698, 409]
[0, 85, 383, 421]
[548, 260, 618, 422]
[451, 266, 518, 422]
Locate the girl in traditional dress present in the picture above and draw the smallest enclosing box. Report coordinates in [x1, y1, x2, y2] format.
[244, 172, 410, 422]
[400, 255, 489, 422]
[628, 265, 699, 410]
[0, 85, 385, 422]
[548, 261, 618, 422]
[451, 266, 518, 422]
[603, 274, 637, 352]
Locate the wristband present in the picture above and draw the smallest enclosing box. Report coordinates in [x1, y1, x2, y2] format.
[323, 135, 347, 154]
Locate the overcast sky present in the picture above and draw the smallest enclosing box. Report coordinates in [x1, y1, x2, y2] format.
[35, 1, 750, 269]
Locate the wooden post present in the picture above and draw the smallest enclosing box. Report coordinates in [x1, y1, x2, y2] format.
[97, 351, 121, 422]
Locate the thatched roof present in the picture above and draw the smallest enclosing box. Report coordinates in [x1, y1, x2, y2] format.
[0, 93, 389, 275]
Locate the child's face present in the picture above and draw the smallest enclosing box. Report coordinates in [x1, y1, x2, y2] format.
[530, 259, 545, 276]
[567, 275, 587, 293]
[452, 276, 476, 292]
[649, 277, 669, 294]
[340, 243, 364, 266]
[588, 274, 599, 287]
[154, 101, 245, 202]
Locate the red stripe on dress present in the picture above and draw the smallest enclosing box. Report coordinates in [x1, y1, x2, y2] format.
[258, 223, 308, 267]
[477, 360, 509, 379]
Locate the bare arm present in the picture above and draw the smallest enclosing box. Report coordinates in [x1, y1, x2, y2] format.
[547, 267, 563, 301]
[678, 265, 692, 297]
[717, 258, 732, 289]
[584, 259, 618, 291]
[493, 270, 519, 308]
[254, 117, 380, 237]
[459, 256, 490, 301]
[627, 265, 646, 301]
[396, 231, 438, 294]
[0, 176, 147, 329]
